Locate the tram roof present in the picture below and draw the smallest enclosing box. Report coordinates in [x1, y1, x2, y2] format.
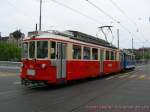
[27, 30, 117, 49]
[67, 30, 117, 49]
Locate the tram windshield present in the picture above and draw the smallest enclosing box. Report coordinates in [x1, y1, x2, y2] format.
[29, 41, 35, 59]
[22, 41, 48, 59]
[37, 41, 48, 58]
[22, 42, 28, 58]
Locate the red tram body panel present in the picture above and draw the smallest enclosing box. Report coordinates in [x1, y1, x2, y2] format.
[20, 60, 57, 83]
[103, 61, 121, 74]
[66, 61, 100, 81]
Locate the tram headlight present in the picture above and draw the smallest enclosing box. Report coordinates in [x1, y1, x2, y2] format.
[41, 64, 46, 69]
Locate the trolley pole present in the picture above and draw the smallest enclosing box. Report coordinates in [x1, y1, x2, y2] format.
[117, 29, 119, 49]
[36, 24, 38, 32]
[39, 0, 42, 31]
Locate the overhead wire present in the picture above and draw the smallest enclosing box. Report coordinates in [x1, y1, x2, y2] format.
[85, 0, 132, 34]
[107, 0, 148, 43]
[50, 0, 144, 47]
[85, 0, 147, 46]
[108, 0, 137, 26]
[49, 0, 104, 25]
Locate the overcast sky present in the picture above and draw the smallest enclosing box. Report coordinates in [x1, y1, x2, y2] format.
[0, 0, 150, 48]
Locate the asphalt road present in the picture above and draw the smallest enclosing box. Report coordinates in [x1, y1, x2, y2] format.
[0, 64, 150, 112]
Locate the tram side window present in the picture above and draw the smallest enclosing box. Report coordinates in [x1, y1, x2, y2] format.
[73, 45, 81, 59]
[106, 51, 110, 60]
[114, 52, 116, 60]
[92, 48, 98, 60]
[83, 47, 91, 60]
[51, 42, 56, 59]
[29, 41, 35, 58]
[111, 51, 114, 60]
[22, 42, 28, 58]
[37, 41, 48, 58]
[100, 49, 104, 60]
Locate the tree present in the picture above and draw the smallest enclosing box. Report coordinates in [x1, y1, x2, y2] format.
[11, 30, 24, 47]
[0, 42, 21, 61]
[12, 30, 23, 41]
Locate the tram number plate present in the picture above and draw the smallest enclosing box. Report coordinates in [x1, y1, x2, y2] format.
[27, 69, 35, 76]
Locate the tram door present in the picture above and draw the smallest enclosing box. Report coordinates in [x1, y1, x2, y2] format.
[100, 49, 104, 73]
[57, 42, 67, 79]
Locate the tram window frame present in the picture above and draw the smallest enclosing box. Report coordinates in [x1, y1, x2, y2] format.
[72, 45, 81, 60]
[29, 41, 35, 59]
[50, 41, 56, 59]
[92, 48, 98, 60]
[114, 52, 116, 60]
[37, 41, 48, 59]
[22, 42, 28, 59]
[100, 49, 104, 61]
[83, 47, 91, 60]
[111, 51, 114, 60]
[106, 50, 110, 60]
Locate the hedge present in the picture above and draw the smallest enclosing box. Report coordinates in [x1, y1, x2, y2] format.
[0, 42, 21, 61]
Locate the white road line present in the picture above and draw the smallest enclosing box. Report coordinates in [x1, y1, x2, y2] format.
[118, 75, 128, 78]
[105, 76, 115, 80]
[13, 82, 21, 85]
[0, 73, 17, 77]
[128, 74, 137, 79]
[138, 75, 146, 80]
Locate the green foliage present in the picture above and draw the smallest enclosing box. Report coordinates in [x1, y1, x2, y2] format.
[135, 50, 150, 60]
[12, 30, 23, 40]
[0, 42, 21, 61]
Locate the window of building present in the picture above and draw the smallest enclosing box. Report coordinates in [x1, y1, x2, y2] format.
[50, 42, 56, 59]
[37, 41, 48, 58]
[92, 48, 98, 60]
[106, 50, 110, 60]
[83, 47, 91, 60]
[73, 45, 81, 59]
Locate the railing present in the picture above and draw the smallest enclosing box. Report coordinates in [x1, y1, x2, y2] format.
[0, 61, 21, 67]
[0, 61, 21, 73]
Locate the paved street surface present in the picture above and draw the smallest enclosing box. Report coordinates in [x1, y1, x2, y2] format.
[0, 64, 150, 112]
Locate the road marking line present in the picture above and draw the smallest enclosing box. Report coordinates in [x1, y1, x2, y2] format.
[105, 76, 115, 80]
[118, 75, 127, 78]
[138, 75, 146, 80]
[0, 73, 17, 77]
[13, 82, 21, 85]
[128, 74, 137, 79]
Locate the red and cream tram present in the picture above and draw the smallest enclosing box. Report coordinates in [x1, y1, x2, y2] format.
[20, 30, 122, 85]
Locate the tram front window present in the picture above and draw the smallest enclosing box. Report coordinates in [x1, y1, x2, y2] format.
[29, 41, 35, 59]
[22, 42, 28, 58]
[37, 41, 48, 58]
